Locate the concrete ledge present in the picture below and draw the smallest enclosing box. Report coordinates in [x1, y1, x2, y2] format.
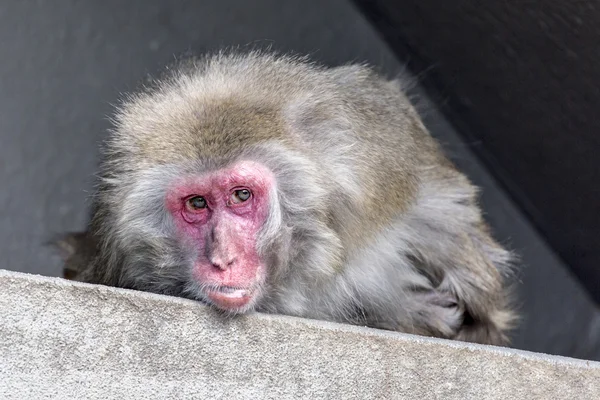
[1, 269, 598, 399]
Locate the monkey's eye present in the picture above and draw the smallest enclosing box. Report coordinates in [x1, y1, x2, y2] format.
[230, 189, 251, 204]
[186, 196, 207, 210]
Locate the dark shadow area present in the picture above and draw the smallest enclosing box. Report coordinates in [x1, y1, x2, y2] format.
[354, 0, 600, 303]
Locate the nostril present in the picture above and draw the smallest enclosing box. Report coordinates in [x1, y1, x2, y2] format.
[210, 257, 236, 270]
[211, 262, 224, 271]
[210, 258, 225, 271]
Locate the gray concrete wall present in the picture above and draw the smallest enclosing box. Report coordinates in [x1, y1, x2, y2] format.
[1, 270, 598, 400]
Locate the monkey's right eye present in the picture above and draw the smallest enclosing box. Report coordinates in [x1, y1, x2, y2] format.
[186, 196, 207, 210]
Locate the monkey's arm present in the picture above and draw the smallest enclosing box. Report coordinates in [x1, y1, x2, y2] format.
[401, 169, 515, 345]
[54, 232, 98, 282]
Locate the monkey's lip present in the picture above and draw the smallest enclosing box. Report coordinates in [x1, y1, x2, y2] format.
[205, 285, 254, 309]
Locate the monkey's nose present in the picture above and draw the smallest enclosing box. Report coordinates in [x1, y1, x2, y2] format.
[210, 257, 237, 271]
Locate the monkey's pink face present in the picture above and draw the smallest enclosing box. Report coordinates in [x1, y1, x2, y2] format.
[165, 161, 273, 312]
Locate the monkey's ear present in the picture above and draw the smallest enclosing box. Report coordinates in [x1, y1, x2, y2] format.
[49, 232, 94, 281]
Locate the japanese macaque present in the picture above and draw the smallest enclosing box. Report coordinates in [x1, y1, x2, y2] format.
[57, 51, 516, 345]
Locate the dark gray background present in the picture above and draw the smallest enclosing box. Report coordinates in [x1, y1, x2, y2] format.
[355, 0, 600, 303]
[0, 0, 598, 361]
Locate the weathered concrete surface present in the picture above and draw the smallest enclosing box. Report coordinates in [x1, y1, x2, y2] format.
[1, 270, 598, 400]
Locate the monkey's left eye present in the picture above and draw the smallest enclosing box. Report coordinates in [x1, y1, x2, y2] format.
[230, 189, 252, 204]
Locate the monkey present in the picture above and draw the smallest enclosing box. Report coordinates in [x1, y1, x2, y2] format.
[56, 50, 516, 346]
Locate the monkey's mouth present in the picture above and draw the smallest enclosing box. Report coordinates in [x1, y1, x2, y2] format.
[211, 285, 248, 297]
[204, 285, 255, 310]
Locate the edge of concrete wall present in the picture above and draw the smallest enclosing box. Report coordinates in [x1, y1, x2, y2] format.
[1, 269, 598, 399]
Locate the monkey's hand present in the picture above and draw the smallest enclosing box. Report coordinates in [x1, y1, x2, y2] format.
[397, 289, 465, 339]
